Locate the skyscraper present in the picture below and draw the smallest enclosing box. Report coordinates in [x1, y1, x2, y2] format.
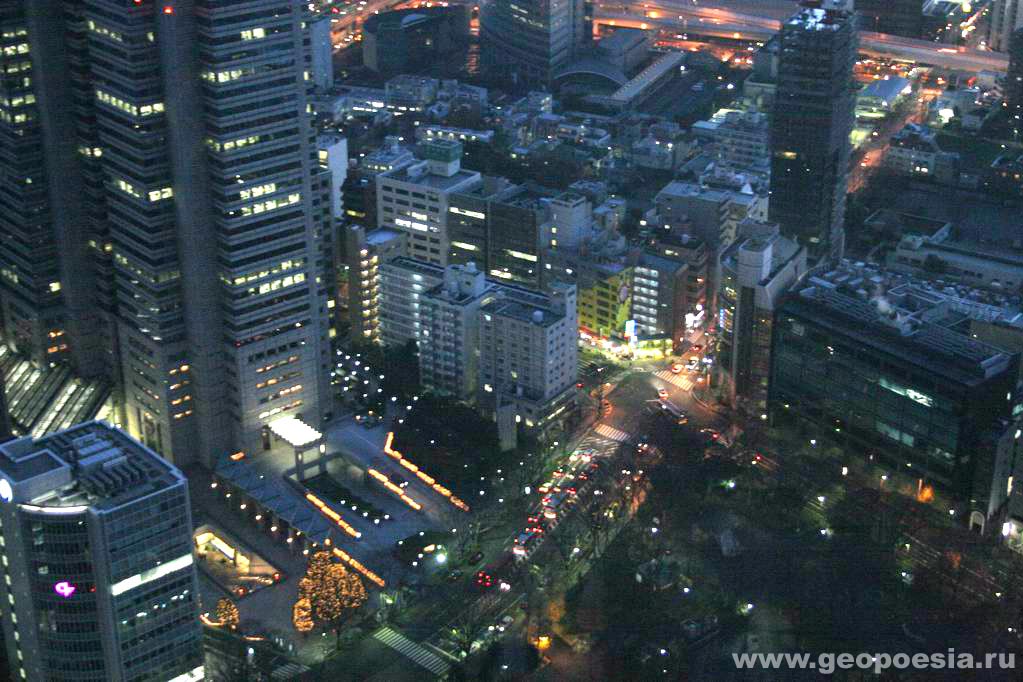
[480, 0, 586, 84]
[769, 0, 857, 264]
[0, 421, 203, 681]
[0, 1, 332, 466]
[990, 0, 1023, 52]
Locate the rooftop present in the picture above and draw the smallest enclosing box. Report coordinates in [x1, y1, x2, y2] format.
[383, 163, 480, 191]
[0, 421, 184, 510]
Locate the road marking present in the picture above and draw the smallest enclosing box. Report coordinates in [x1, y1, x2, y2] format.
[373, 627, 451, 675]
[594, 423, 630, 443]
[654, 370, 693, 390]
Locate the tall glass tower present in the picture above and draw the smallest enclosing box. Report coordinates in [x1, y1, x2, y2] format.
[769, 0, 857, 265]
[480, 0, 587, 84]
[0, 1, 332, 466]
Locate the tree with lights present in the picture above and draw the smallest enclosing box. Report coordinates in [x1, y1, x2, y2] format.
[216, 597, 240, 631]
[294, 551, 368, 647]
[292, 597, 313, 633]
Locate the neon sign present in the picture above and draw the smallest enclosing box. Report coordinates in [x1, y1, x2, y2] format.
[54, 581, 77, 599]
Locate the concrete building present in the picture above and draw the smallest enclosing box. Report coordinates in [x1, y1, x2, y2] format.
[717, 222, 806, 411]
[480, 0, 587, 84]
[632, 254, 688, 345]
[883, 124, 960, 184]
[318, 133, 348, 221]
[771, 264, 1019, 506]
[694, 110, 770, 174]
[310, 15, 333, 91]
[479, 282, 578, 430]
[989, 0, 1023, 52]
[856, 76, 912, 117]
[379, 258, 445, 349]
[769, 1, 857, 263]
[345, 227, 406, 344]
[0, 421, 202, 682]
[379, 258, 578, 428]
[419, 263, 490, 399]
[855, 0, 924, 38]
[449, 179, 550, 290]
[341, 137, 416, 229]
[376, 140, 481, 266]
[889, 224, 1023, 292]
[597, 28, 652, 75]
[0, 1, 334, 466]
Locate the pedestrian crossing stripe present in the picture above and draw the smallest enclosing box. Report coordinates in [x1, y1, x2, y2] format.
[654, 370, 693, 390]
[594, 423, 630, 443]
[372, 627, 451, 675]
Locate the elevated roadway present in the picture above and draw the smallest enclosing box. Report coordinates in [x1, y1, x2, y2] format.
[594, 2, 1009, 73]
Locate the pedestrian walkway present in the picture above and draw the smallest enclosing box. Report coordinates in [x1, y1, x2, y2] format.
[654, 369, 694, 391]
[594, 423, 630, 443]
[372, 627, 451, 676]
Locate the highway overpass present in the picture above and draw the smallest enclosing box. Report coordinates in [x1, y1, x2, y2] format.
[594, 2, 1009, 73]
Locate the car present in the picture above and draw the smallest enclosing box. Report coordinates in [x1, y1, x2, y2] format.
[576, 381, 585, 388]
[389, 474, 410, 489]
[670, 363, 684, 374]
[700, 428, 720, 441]
[446, 569, 464, 583]
[658, 388, 669, 399]
[691, 344, 703, 352]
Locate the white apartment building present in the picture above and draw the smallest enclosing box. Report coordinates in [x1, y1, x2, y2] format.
[479, 282, 578, 429]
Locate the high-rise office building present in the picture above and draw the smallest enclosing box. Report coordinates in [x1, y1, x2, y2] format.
[855, 0, 923, 38]
[0, 2, 333, 466]
[990, 0, 1023, 52]
[480, 0, 587, 84]
[0, 421, 202, 682]
[1008, 28, 1023, 138]
[0, 1, 108, 375]
[769, 0, 857, 264]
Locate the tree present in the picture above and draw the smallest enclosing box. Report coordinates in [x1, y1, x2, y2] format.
[293, 597, 314, 633]
[294, 552, 368, 648]
[216, 597, 240, 631]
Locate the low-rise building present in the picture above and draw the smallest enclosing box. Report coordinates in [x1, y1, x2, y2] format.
[883, 123, 960, 184]
[770, 263, 1020, 507]
[890, 223, 1023, 293]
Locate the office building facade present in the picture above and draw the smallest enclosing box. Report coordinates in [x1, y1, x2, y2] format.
[990, 0, 1023, 52]
[0, 1, 333, 467]
[769, 1, 857, 263]
[376, 140, 481, 267]
[770, 275, 1018, 504]
[480, 0, 586, 84]
[717, 222, 806, 411]
[0, 421, 202, 681]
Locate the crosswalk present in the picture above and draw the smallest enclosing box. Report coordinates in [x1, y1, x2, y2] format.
[594, 423, 630, 443]
[654, 370, 694, 390]
[373, 627, 451, 676]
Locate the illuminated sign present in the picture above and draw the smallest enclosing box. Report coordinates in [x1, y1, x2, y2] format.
[0, 479, 11, 503]
[54, 581, 77, 599]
